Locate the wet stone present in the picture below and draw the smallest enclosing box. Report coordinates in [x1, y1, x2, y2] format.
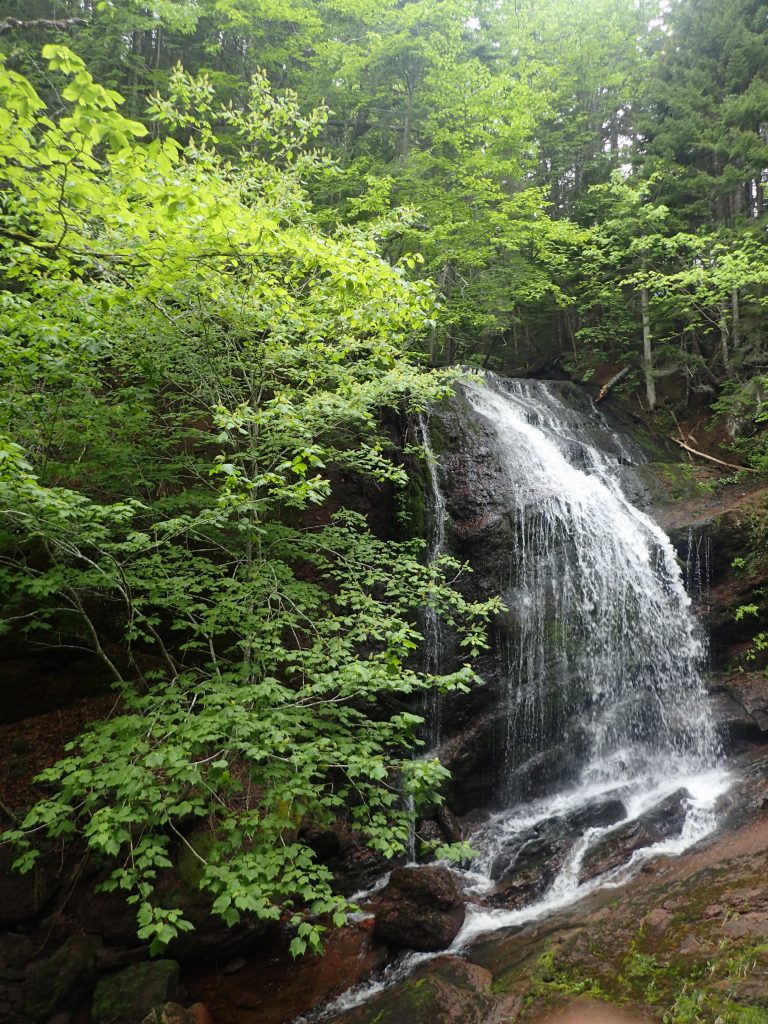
[488, 797, 627, 908]
[579, 789, 691, 883]
[91, 960, 180, 1024]
[373, 866, 465, 952]
[331, 956, 494, 1024]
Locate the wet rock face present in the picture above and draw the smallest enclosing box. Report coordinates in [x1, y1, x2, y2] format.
[579, 789, 690, 883]
[706, 689, 762, 745]
[718, 673, 768, 733]
[640, 477, 768, 737]
[423, 382, 684, 813]
[488, 797, 627, 909]
[373, 866, 465, 952]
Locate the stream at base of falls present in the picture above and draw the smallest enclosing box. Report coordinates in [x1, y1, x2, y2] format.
[304, 766, 731, 1022]
[296, 375, 733, 1023]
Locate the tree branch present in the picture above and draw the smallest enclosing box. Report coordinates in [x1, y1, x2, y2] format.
[595, 366, 631, 404]
[0, 18, 88, 35]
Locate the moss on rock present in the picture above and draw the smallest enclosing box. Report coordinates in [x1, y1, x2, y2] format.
[91, 960, 180, 1024]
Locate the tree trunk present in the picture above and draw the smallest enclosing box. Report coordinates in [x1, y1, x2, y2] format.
[401, 70, 414, 161]
[609, 113, 619, 154]
[755, 178, 765, 218]
[640, 287, 656, 411]
[719, 303, 731, 374]
[731, 288, 740, 351]
[435, 262, 455, 363]
[444, 332, 455, 365]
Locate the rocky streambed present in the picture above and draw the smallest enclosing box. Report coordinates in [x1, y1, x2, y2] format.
[325, 755, 768, 1024]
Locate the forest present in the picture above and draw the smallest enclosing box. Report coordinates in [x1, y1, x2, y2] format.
[1, 2, 768, 1022]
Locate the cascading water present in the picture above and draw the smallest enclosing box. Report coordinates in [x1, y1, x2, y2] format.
[466, 376, 719, 793]
[298, 375, 731, 1022]
[452, 375, 728, 940]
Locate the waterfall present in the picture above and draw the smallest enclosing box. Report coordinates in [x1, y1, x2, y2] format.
[464, 377, 719, 794]
[295, 376, 732, 1022]
[450, 376, 728, 939]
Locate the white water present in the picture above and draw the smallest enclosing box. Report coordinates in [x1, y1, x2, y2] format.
[454, 765, 730, 948]
[467, 378, 719, 788]
[297, 377, 731, 1022]
[416, 413, 448, 747]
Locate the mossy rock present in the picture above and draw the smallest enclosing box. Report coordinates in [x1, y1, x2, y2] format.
[334, 956, 493, 1024]
[23, 934, 102, 1020]
[398, 452, 429, 540]
[92, 960, 180, 1024]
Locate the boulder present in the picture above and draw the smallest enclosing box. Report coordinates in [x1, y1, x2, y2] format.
[333, 955, 494, 1024]
[91, 960, 180, 1024]
[565, 797, 627, 833]
[143, 1004, 191, 1024]
[23, 933, 103, 1020]
[579, 789, 690, 882]
[489, 797, 627, 908]
[374, 866, 465, 952]
[143, 1002, 213, 1024]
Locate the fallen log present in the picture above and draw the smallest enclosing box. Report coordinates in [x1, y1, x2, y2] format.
[595, 366, 631, 404]
[669, 435, 758, 473]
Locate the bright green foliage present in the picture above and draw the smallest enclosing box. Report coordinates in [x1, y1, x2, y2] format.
[291, 0, 576, 366]
[0, 48, 500, 954]
[5, 0, 768, 393]
[497, 0, 660, 214]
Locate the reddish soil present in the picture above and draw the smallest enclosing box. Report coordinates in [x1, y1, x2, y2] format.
[0, 693, 118, 820]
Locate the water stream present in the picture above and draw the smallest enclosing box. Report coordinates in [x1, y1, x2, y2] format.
[466, 376, 719, 789]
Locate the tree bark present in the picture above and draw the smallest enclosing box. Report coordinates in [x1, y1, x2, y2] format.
[595, 366, 631, 404]
[719, 303, 731, 374]
[731, 287, 740, 351]
[640, 287, 656, 410]
[669, 436, 756, 473]
[401, 69, 414, 161]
